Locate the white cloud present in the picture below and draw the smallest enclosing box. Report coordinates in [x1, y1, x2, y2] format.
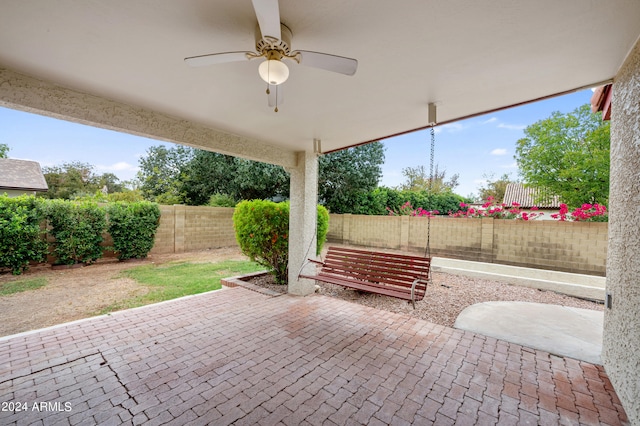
[434, 122, 465, 134]
[482, 117, 498, 124]
[497, 123, 526, 130]
[96, 161, 138, 173]
[490, 148, 507, 156]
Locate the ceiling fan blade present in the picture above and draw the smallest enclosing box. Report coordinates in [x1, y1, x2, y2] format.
[295, 51, 358, 76]
[252, 0, 281, 40]
[267, 84, 284, 108]
[184, 51, 252, 67]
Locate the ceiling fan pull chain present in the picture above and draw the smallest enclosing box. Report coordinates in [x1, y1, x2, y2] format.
[274, 85, 279, 112]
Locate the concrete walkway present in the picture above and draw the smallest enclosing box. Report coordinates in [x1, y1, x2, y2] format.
[455, 301, 604, 365]
[431, 257, 606, 301]
[0, 287, 627, 425]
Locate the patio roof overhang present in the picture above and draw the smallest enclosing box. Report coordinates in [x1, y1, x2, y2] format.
[0, 0, 639, 162]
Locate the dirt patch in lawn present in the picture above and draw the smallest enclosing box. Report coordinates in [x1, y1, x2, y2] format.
[0, 248, 247, 337]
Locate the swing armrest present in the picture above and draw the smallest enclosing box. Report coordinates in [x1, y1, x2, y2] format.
[411, 278, 429, 301]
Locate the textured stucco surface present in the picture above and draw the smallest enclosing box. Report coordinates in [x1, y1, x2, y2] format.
[287, 151, 318, 296]
[604, 39, 640, 425]
[0, 68, 297, 168]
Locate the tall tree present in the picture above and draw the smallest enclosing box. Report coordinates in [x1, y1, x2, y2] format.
[477, 173, 516, 203]
[42, 162, 99, 199]
[318, 142, 385, 213]
[96, 173, 125, 194]
[41, 162, 127, 200]
[0, 143, 9, 158]
[138, 142, 385, 210]
[182, 151, 289, 205]
[515, 104, 610, 208]
[137, 145, 193, 203]
[398, 164, 459, 193]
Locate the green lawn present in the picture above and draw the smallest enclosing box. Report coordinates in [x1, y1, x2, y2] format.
[0, 277, 47, 296]
[99, 259, 264, 314]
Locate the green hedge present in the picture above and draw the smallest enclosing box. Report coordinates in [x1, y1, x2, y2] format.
[43, 200, 107, 265]
[107, 201, 161, 260]
[0, 195, 48, 274]
[233, 200, 329, 284]
[328, 187, 469, 215]
[0, 197, 160, 269]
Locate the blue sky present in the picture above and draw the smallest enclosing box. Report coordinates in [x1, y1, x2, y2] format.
[0, 89, 593, 198]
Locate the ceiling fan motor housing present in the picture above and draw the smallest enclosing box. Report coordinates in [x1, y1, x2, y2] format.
[255, 23, 293, 56]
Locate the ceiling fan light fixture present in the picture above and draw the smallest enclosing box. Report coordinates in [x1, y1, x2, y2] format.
[259, 58, 289, 85]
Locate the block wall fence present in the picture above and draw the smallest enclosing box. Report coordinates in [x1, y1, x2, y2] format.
[141, 206, 607, 276]
[149, 205, 238, 254]
[327, 214, 607, 276]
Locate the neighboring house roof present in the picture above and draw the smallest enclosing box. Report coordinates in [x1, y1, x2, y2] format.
[503, 183, 560, 209]
[0, 158, 49, 192]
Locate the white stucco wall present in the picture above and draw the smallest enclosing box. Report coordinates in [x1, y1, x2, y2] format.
[603, 39, 640, 425]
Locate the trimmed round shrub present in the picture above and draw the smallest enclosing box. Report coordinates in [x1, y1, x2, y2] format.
[107, 201, 161, 260]
[233, 200, 329, 284]
[0, 195, 48, 274]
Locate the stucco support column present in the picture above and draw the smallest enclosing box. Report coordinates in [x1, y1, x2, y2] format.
[288, 150, 319, 296]
[603, 39, 640, 425]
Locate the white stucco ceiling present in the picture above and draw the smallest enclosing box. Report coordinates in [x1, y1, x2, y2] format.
[0, 1, 638, 154]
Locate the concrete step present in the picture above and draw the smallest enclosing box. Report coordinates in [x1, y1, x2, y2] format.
[431, 257, 606, 302]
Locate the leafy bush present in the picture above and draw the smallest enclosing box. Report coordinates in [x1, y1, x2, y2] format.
[233, 200, 329, 284]
[0, 195, 48, 274]
[107, 189, 144, 203]
[107, 201, 161, 260]
[449, 196, 544, 220]
[44, 200, 106, 265]
[337, 187, 468, 215]
[208, 193, 237, 207]
[551, 203, 608, 222]
[317, 205, 330, 254]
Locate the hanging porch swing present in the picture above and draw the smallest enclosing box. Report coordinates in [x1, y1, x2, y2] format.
[299, 104, 438, 308]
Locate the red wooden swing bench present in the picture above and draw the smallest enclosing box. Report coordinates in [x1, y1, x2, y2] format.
[299, 246, 431, 307]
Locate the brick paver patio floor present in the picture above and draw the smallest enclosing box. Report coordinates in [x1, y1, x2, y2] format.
[0, 287, 628, 425]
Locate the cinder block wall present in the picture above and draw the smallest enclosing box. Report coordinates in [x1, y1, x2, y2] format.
[494, 220, 607, 275]
[185, 206, 238, 251]
[328, 214, 607, 276]
[150, 205, 238, 254]
[150, 205, 177, 254]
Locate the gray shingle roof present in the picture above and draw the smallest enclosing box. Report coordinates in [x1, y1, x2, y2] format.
[502, 183, 560, 208]
[0, 158, 48, 192]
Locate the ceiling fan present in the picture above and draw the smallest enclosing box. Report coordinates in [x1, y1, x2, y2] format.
[184, 0, 358, 112]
